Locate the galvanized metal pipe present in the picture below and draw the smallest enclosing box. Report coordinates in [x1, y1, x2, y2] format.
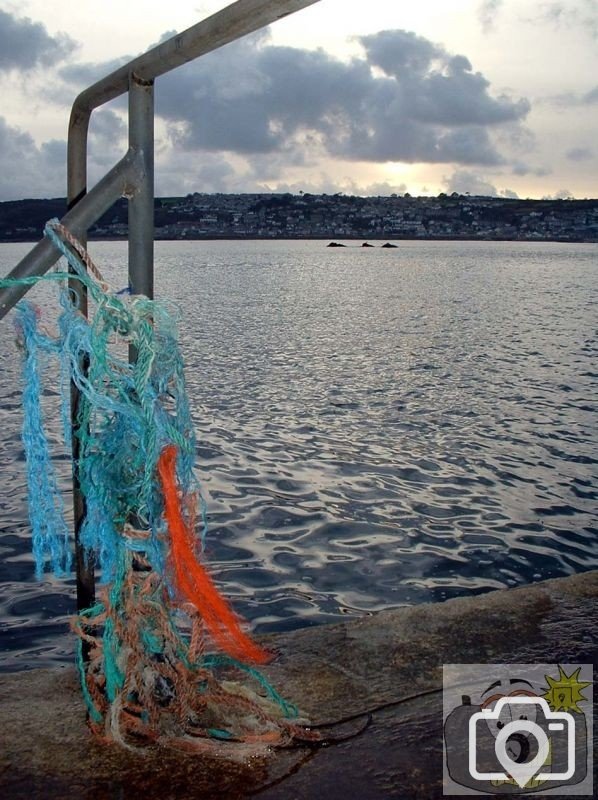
[0, 150, 145, 319]
[65, 22, 93, 620]
[66, 0, 321, 232]
[72, 0, 320, 113]
[0, 149, 144, 613]
[67, 110, 90, 212]
[71, 369, 94, 614]
[128, 74, 155, 300]
[1, 0, 322, 617]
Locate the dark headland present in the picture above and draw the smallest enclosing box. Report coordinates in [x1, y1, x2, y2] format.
[1, 192, 597, 243]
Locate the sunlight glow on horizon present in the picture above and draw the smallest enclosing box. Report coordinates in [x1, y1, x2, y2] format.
[4, 0, 597, 200]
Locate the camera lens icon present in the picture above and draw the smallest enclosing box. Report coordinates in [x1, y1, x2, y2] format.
[468, 696, 576, 788]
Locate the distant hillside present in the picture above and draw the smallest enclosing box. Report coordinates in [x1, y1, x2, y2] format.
[1, 193, 597, 243]
[0, 198, 69, 241]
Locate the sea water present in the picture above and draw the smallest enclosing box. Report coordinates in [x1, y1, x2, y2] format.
[0, 238, 596, 671]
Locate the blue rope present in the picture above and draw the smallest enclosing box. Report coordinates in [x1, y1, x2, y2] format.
[16, 303, 71, 579]
[2, 220, 301, 746]
[4, 220, 207, 581]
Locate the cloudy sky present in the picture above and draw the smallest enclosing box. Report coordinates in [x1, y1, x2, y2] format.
[0, 0, 596, 200]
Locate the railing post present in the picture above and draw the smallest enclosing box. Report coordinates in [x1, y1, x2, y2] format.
[67, 109, 95, 615]
[1, 0, 322, 617]
[128, 74, 154, 301]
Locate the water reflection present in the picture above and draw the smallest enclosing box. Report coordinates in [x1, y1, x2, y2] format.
[0, 239, 596, 670]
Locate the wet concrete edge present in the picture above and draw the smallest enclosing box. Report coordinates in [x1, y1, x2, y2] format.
[1, 570, 597, 799]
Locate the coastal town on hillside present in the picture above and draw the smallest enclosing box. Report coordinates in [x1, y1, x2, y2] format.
[1, 192, 597, 243]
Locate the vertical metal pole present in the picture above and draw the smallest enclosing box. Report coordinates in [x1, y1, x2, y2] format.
[67, 110, 95, 613]
[128, 73, 154, 301]
[127, 74, 154, 544]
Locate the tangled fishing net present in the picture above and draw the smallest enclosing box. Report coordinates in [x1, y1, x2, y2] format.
[2, 220, 320, 755]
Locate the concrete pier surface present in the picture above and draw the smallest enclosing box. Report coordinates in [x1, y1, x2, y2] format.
[1, 570, 597, 799]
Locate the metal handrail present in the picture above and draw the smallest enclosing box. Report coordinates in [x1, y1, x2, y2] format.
[0, 0, 321, 318]
[0, 150, 144, 316]
[0, 0, 321, 612]
[70, 0, 321, 113]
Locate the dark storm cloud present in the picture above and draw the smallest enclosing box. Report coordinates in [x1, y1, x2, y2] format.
[58, 56, 131, 89]
[358, 29, 441, 75]
[25, 25, 531, 199]
[49, 56, 131, 107]
[88, 109, 128, 168]
[81, 109, 130, 190]
[154, 30, 372, 155]
[148, 28, 529, 167]
[0, 110, 129, 201]
[0, 9, 75, 71]
[0, 116, 65, 200]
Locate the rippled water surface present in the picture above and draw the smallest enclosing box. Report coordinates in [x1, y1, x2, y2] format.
[1, 239, 596, 671]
